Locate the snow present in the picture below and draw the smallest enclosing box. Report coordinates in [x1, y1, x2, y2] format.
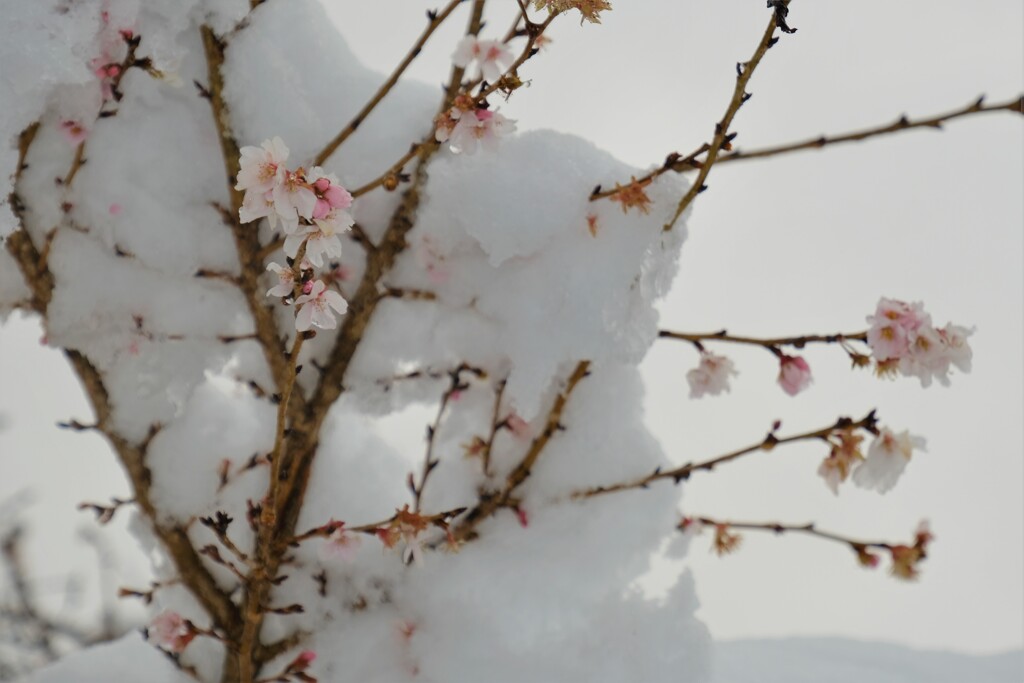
[22, 631, 1022, 683]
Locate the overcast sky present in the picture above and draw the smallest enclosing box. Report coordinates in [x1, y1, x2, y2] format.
[2, 0, 1021, 656]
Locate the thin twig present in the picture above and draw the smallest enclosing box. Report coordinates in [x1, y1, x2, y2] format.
[663, 2, 791, 231]
[716, 94, 1024, 165]
[576, 411, 877, 498]
[314, 0, 465, 166]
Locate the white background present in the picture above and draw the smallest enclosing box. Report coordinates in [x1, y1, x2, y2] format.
[1, 0, 1021, 656]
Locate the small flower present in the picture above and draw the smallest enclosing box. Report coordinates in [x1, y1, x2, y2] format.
[889, 544, 925, 580]
[283, 650, 317, 674]
[239, 189, 280, 227]
[686, 352, 737, 398]
[147, 610, 195, 653]
[852, 427, 926, 494]
[306, 168, 354, 220]
[817, 429, 864, 495]
[294, 280, 348, 331]
[452, 36, 514, 83]
[447, 108, 516, 155]
[273, 168, 318, 230]
[609, 177, 652, 214]
[60, 120, 89, 145]
[777, 354, 812, 396]
[319, 522, 361, 563]
[266, 262, 297, 298]
[236, 137, 289, 194]
[505, 412, 532, 440]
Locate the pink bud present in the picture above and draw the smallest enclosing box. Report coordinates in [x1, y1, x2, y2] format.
[515, 507, 529, 528]
[778, 354, 812, 396]
[313, 178, 331, 193]
[108, 203, 122, 215]
[301, 280, 314, 295]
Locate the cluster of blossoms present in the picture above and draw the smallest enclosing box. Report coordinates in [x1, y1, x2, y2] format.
[533, 0, 612, 24]
[818, 426, 926, 495]
[236, 138, 353, 330]
[685, 297, 973, 399]
[866, 298, 973, 387]
[435, 94, 515, 155]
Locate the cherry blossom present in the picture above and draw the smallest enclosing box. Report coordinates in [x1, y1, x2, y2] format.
[147, 610, 195, 653]
[318, 523, 362, 563]
[266, 262, 298, 298]
[59, 120, 88, 145]
[239, 188, 280, 227]
[777, 354, 812, 396]
[817, 429, 865, 495]
[865, 298, 975, 387]
[505, 412, 533, 440]
[273, 168, 318, 230]
[236, 136, 289, 194]
[686, 352, 737, 398]
[451, 36, 514, 83]
[852, 427, 926, 494]
[447, 108, 516, 155]
[307, 168, 353, 220]
[294, 280, 348, 331]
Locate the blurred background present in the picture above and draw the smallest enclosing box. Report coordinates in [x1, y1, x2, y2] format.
[1, 0, 1021, 665]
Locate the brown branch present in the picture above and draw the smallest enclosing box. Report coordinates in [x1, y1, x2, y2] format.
[663, 2, 791, 231]
[576, 411, 877, 498]
[200, 27, 292, 400]
[480, 378, 507, 476]
[682, 514, 932, 579]
[314, 0, 466, 166]
[716, 94, 1024, 165]
[471, 13, 557, 102]
[659, 328, 868, 350]
[5, 123, 243, 645]
[411, 365, 485, 512]
[350, 143, 424, 198]
[453, 361, 591, 542]
[592, 95, 1023, 202]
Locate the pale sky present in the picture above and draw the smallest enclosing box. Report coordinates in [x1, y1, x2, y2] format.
[2, 0, 1021, 657]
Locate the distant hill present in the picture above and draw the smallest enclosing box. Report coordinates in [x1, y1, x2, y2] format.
[714, 637, 1024, 683]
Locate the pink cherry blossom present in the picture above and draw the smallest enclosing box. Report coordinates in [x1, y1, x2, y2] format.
[938, 323, 974, 373]
[451, 36, 514, 83]
[686, 352, 737, 398]
[266, 262, 297, 298]
[447, 108, 516, 154]
[60, 120, 88, 145]
[866, 297, 930, 361]
[294, 280, 348, 331]
[236, 137, 289, 194]
[307, 168, 353, 220]
[506, 412, 532, 440]
[852, 427, 926, 493]
[777, 354, 812, 396]
[148, 610, 195, 653]
[318, 523, 362, 562]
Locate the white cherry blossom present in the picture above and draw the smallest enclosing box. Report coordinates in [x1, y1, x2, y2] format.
[294, 280, 348, 331]
[686, 352, 737, 398]
[236, 136, 288, 194]
[852, 428, 926, 494]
